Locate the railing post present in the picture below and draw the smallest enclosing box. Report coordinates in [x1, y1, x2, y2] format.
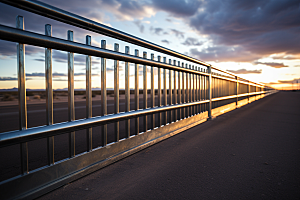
[125, 46, 130, 137]
[236, 76, 239, 107]
[248, 81, 250, 103]
[68, 30, 75, 157]
[101, 40, 107, 146]
[45, 24, 54, 164]
[135, 49, 140, 134]
[86, 35, 92, 151]
[114, 43, 119, 142]
[207, 65, 212, 120]
[17, 15, 28, 175]
[143, 52, 148, 132]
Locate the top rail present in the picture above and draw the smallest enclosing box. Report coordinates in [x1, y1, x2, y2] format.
[0, 0, 254, 80]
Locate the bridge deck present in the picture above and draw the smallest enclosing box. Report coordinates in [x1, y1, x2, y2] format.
[38, 91, 300, 200]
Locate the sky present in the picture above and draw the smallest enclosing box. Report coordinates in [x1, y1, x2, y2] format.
[0, 0, 299, 90]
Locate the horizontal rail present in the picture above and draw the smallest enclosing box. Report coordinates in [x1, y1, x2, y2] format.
[212, 91, 265, 102]
[0, 24, 212, 76]
[0, 91, 267, 147]
[211, 74, 264, 87]
[0, 100, 210, 147]
[0, 24, 266, 89]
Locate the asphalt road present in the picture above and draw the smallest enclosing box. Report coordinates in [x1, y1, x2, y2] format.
[36, 91, 300, 200]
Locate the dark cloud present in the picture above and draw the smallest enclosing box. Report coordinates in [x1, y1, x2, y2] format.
[278, 78, 300, 84]
[254, 62, 288, 68]
[182, 37, 202, 46]
[227, 69, 262, 74]
[188, 0, 300, 61]
[161, 40, 170, 44]
[0, 77, 32, 81]
[152, 0, 201, 17]
[190, 46, 261, 62]
[150, 27, 164, 35]
[133, 20, 144, 33]
[170, 29, 184, 39]
[271, 54, 300, 60]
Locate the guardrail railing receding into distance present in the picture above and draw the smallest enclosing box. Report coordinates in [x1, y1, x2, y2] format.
[0, 1, 276, 199]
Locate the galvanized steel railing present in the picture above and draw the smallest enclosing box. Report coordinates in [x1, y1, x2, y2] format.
[0, 1, 276, 199]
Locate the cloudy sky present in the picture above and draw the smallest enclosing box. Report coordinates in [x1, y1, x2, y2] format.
[0, 0, 299, 90]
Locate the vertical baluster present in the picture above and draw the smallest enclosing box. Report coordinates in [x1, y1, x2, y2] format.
[101, 40, 107, 146]
[192, 65, 196, 115]
[151, 54, 155, 129]
[68, 30, 75, 157]
[125, 46, 130, 137]
[45, 24, 54, 165]
[248, 81, 250, 103]
[143, 52, 148, 132]
[157, 56, 162, 127]
[208, 66, 212, 119]
[135, 50, 140, 134]
[182, 62, 185, 119]
[189, 65, 192, 116]
[17, 16, 28, 174]
[236, 76, 238, 106]
[177, 61, 181, 120]
[186, 64, 189, 117]
[173, 60, 177, 121]
[204, 69, 207, 112]
[114, 43, 119, 141]
[86, 35, 92, 151]
[163, 57, 167, 125]
[200, 68, 203, 113]
[169, 59, 172, 123]
[195, 67, 198, 114]
[198, 67, 201, 113]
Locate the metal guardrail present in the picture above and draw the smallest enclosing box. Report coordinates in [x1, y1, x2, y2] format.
[0, 1, 276, 199]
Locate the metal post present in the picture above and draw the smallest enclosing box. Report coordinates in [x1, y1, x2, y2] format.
[169, 59, 172, 123]
[143, 52, 148, 132]
[192, 65, 195, 115]
[114, 43, 119, 142]
[125, 46, 130, 137]
[186, 64, 189, 117]
[68, 30, 75, 157]
[248, 81, 250, 103]
[173, 60, 177, 121]
[182, 62, 185, 119]
[236, 76, 239, 107]
[151, 54, 155, 129]
[163, 57, 167, 125]
[17, 16, 28, 174]
[45, 24, 54, 165]
[158, 56, 162, 127]
[86, 35, 92, 151]
[135, 50, 140, 134]
[101, 40, 107, 146]
[178, 61, 181, 120]
[208, 65, 212, 120]
[189, 64, 192, 116]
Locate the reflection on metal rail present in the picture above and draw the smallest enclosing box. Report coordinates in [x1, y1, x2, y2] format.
[0, 1, 276, 199]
